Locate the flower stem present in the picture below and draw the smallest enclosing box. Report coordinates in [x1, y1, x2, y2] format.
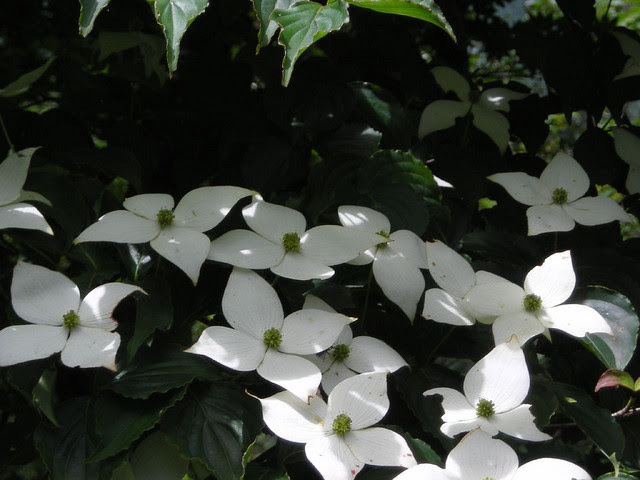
[425, 325, 456, 364]
[0, 113, 15, 154]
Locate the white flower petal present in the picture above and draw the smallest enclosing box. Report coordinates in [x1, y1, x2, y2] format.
[74, 210, 160, 244]
[423, 288, 476, 326]
[492, 311, 545, 345]
[513, 458, 592, 480]
[173, 186, 253, 232]
[321, 362, 356, 395]
[479, 88, 528, 112]
[15, 189, 52, 206]
[524, 250, 575, 307]
[338, 205, 390, 233]
[489, 405, 552, 441]
[613, 127, 640, 167]
[301, 225, 383, 266]
[79, 283, 144, 330]
[150, 226, 211, 284]
[271, 252, 335, 281]
[563, 196, 629, 225]
[11, 262, 80, 326]
[392, 463, 449, 480]
[222, 268, 283, 337]
[257, 349, 322, 402]
[0, 203, 53, 234]
[418, 100, 470, 139]
[373, 247, 424, 321]
[0, 147, 37, 205]
[348, 250, 376, 265]
[445, 429, 519, 480]
[185, 326, 266, 371]
[423, 388, 476, 423]
[346, 336, 407, 374]
[280, 309, 351, 354]
[627, 164, 640, 194]
[335, 325, 353, 345]
[327, 372, 389, 430]
[389, 230, 428, 268]
[471, 106, 510, 154]
[260, 390, 328, 443]
[463, 337, 529, 413]
[442, 417, 493, 437]
[537, 304, 613, 337]
[540, 153, 589, 201]
[487, 172, 551, 206]
[475, 270, 512, 285]
[464, 282, 524, 317]
[527, 204, 575, 235]
[426, 240, 476, 298]
[243, 200, 306, 244]
[0, 325, 67, 366]
[61, 326, 121, 370]
[306, 435, 363, 480]
[303, 294, 338, 313]
[208, 229, 284, 269]
[348, 427, 417, 468]
[123, 193, 174, 220]
[432, 66, 471, 101]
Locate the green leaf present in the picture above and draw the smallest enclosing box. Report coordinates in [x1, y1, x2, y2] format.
[128, 432, 188, 479]
[273, 0, 350, 86]
[595, 369, 637, 392]
[160, 382, 263, 480]
[97, 32, 166, 81]
[576, 287, 640, 370]
[551, 382, 625, 457]
[251, 0, 295, 52]
[78, 0, 110, 36]
[110, 347, 219, 399]
[0, 56, 56, 98]
[32, 366, 59, 427]
[152, 0, 209, 73]
[345, 0, 455, 40]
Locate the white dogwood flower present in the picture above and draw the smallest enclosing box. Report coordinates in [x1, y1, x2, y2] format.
[337, 205, 427, 320]
[186, 268, 353, 401]
[259, 372, 417, 480]
[74, 186, 254, 284]
[418, 66, 527, 154]
[303, 294, 407, 394]
[465, 251, 613, 345]
[392, 429, 591, 480]
[488, 152, 629, 235]
[613, 127, 640, 194]
[424, 336, 551, 441]
[208, 198, 384, 281]
[0, 147, 53, 234]
[0, 262, 144, 370]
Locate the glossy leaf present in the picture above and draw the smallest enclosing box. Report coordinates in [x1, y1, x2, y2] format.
[32, 366, 58, 427]
[78, 0, 110, 36]
[595, 369, 637, 392]
[251, 0, 295, 51]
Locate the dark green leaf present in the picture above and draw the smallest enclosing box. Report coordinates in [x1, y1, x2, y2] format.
[78, 0, 111, 36]
[128, 432, 188, 479]
[251, 0, 295, 51]
[32, 366, 58, 427]
[0, 56, 56, 98]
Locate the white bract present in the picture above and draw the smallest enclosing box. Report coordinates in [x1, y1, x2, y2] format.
[0, 262, 143, 370]
[612, 30, 640, 81]
[423, 240, 511, 326]
[338, 205, 427, 320]
[418, 66, 527, 154]
[465, 251, 613, 345]
[488, 152, 629, 235]
[392, 429, 591, 480]
[613, 127, 640, 194]
[0, 147, 53, 234]
[259, 371, 417, 480]
[303, 294, 407, 394]
[209, 199, 384, 281]
[186, 268, 353, 401]
[424, 336, 550, 441]
[74, 186, 254, 284]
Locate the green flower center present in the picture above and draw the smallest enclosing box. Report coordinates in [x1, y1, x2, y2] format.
[331, 344, 351, 363]
[376, 230, 390, 249]
[523, 293, 542, 312]
[62, 310, 80, 330]
[282, 232, 301, 253]
[263, 328, 283, 349]
[156, 208, 175, 227]
[476, 398, 495, 418]
[332, 413, 352, 435]
[552, 187, 568, 205]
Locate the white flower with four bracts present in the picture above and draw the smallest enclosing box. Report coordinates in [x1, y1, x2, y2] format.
[74, 186, 254, 284]
[209, 198, 384, 281]
[465, 251, 613, 345]
[259, 371, 417, 480]
[337, 205, 428, 320]
[186, 268, 353, 401]
[423, 240, 511, 326]
[488, 152, 629, 235]
[0, 262, 144, 370]
[418, 66, 528, 154]
[0, 147, 53, 235]
[303, 294, 407, 394]
[424, 336, 551, 442]
[392, 429, 591, 480]
[613, 127, 640, 194]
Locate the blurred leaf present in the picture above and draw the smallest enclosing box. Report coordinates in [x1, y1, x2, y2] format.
[79, 0, 111, 36]
[32, 366, 58, 427]
[251, 0, 295, 51]
[477, 197, 497, 211]
[129, 432, 188, 480]
[97, 32, 166, 81]
[319, 123, 382, 158]
[556, 0, 595, 28]
[595, 369, 637, 392]
[0, 56, 56, 98]
[528, 374, 559, 428]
